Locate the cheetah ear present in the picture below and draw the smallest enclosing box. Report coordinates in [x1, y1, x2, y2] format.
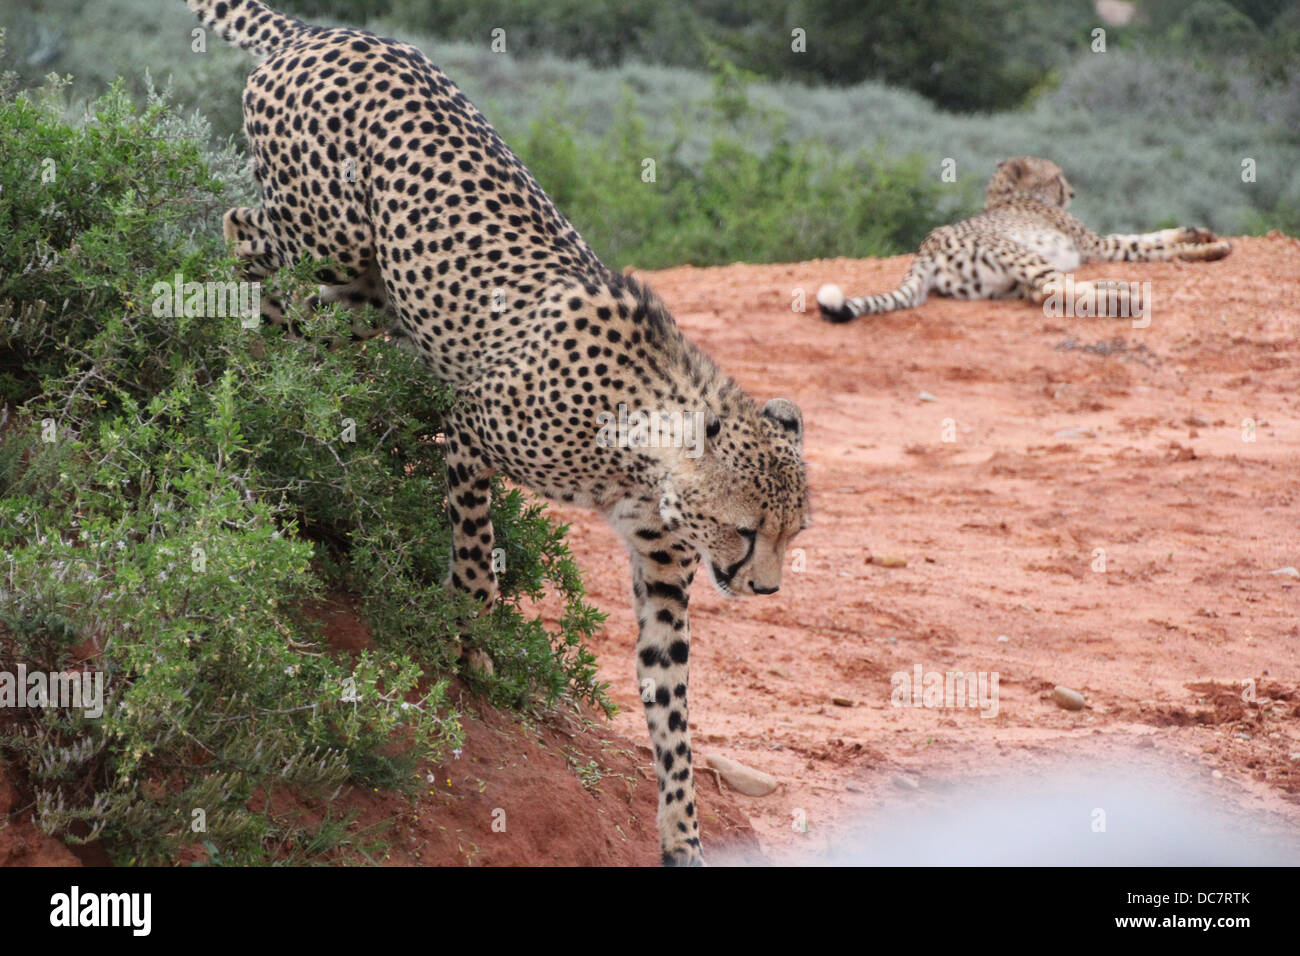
[762, 398, 802, 451]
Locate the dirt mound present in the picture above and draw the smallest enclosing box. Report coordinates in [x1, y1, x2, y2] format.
[0, 766, 84, 866]
[1, 595, 759, 866]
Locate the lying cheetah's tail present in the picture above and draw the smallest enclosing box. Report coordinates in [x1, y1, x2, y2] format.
[816, 258, 934, 323]
[185, 0, 307, 57]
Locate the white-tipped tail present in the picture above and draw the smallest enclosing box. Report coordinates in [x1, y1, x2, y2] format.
[817, 258, 934, 322]
[816, 284, 845, 312]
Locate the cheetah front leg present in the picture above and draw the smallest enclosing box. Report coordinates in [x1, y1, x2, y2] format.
[1093, 228, 1232, 263]
[611, 499, 703, 866]
[442, 421, 498, 676]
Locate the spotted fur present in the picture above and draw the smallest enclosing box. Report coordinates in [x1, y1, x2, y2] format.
[186, 0, 809, 866]
[817, 156, 1233, 322]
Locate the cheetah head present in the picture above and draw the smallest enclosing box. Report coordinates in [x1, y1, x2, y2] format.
[657, 397, 809, 597]
[987, 156, 1075, 208]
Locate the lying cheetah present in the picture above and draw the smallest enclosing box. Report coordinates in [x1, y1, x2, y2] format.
[184, 0, 808, 866]
[817, 156, 1232, 322]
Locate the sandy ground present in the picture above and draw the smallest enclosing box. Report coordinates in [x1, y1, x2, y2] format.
[536, 233, 1300, 861]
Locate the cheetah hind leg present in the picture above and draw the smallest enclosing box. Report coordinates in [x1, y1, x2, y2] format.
[441, 424, 499, 679]
[1085, 279, 1145, 318]
[1033, 274, 1143, 318]
[223, 206, 289, 277]
[223, 206, 292, 326]
[303, 262, 400, 345]
[223, 207, 399, 341]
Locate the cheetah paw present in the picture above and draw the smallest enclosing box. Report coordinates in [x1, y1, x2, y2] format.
[459, 643, 495, 678]
[1176, 226, 1218, 245]
[661, 844, 706, 867]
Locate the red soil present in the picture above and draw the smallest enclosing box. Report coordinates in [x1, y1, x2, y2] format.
[536, 233, 1300, 860]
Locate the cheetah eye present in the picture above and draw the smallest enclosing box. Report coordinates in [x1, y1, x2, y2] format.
[737, 527, 757, 541]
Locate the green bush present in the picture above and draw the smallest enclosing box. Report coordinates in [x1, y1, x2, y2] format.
[0, 66, 606, 865]
[507, 65, 959, 269]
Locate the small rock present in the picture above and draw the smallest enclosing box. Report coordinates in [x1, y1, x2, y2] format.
[705, 753, 779, 797]
[1211, 770, 1224, 779]
[832, 696, 854, 707]
[997, 635, 1010, 643]
[1233, 733, 1251, 741]
[919, 391, 939, 403]
[1054, 428, 1097, 440]
[871, 555, 908, 568]
[1268, 566, 1299, 578]
[892, 774, 919, 790]
[1052, 686, 1087, 711]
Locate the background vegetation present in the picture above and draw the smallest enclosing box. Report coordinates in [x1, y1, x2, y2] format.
[1, 0, 1297, 254]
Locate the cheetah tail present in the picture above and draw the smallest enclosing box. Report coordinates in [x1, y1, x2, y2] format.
[185, 0, 307, 56]
[816, 258, 933, 323]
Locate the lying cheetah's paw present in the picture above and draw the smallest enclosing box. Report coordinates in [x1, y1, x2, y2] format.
[1174, 226, 1218, 245]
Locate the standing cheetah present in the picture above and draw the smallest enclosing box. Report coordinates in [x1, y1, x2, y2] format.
[817, 156, 1232, 322]
[184, 0, 808, 866]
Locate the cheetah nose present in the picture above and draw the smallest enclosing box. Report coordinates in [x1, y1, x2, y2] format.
[750, 583, 779, 595]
